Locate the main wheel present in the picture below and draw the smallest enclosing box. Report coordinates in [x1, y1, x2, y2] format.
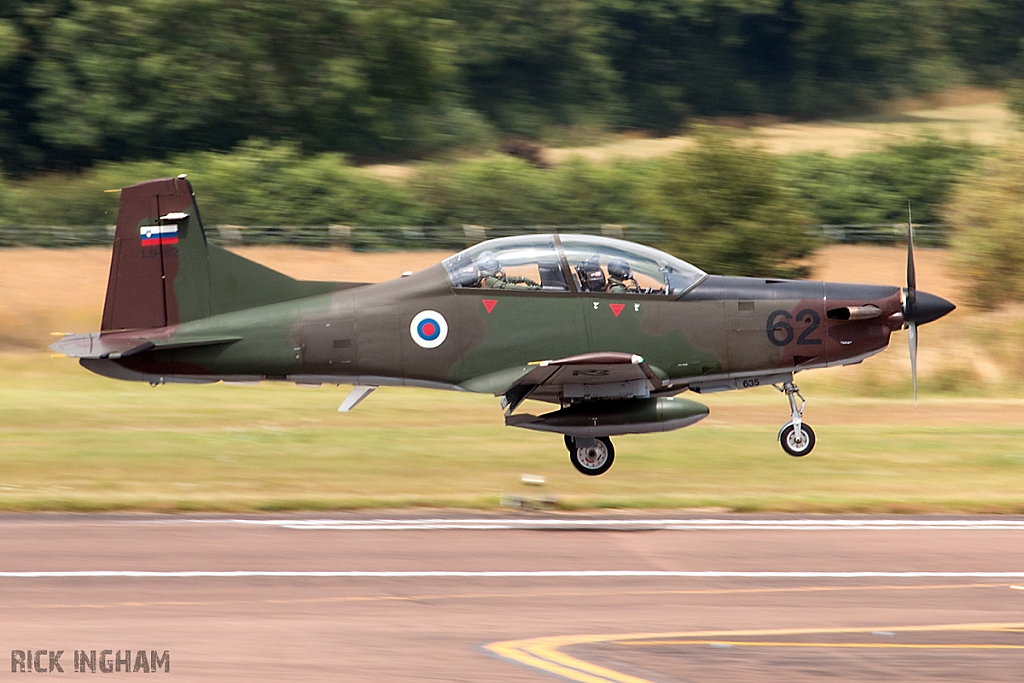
[567, 436, 615, 476]
[780, 423, 815, 457]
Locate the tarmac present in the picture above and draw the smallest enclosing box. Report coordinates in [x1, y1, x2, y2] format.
[2, 513, 1024, 682]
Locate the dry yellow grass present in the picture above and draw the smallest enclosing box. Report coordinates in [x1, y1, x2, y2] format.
[541, 87, 1016, 165]
[812, 244, 961, 299]
[0, 248, 111, 349]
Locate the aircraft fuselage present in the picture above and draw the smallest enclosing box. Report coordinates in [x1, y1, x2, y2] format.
[83, 265, 907, 398]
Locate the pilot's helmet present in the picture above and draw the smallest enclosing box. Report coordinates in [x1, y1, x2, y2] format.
[451, 264, 479, 287]
[475, 250, 500, 276]
[608, 258, 632, 280]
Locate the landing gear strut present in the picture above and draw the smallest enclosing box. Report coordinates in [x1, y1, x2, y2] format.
[776, 381, 815, 457]
[564, 435, 615, 476]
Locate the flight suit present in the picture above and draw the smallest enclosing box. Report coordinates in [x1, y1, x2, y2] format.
[606, 276, 639, 294]
[483, 273, 541, 289]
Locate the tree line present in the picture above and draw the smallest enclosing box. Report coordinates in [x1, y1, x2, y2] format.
[0, 0, 1022, 172]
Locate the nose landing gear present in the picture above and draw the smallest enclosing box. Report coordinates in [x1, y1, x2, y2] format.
[776, 381, 815, 457]
[564, 435, 615, 475]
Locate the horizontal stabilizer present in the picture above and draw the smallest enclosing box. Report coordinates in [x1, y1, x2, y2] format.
[50, 331, 240, 359]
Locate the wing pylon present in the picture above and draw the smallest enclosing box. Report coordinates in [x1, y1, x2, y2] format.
[502, 352, 665, 414]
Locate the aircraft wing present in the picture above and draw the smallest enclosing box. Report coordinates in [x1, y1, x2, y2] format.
[502, 352, 664, 413]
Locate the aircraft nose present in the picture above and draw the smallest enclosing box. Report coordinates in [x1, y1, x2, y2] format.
[906, 290, 956, 326]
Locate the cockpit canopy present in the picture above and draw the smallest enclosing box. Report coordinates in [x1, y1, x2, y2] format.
[443, 234, 706, 295]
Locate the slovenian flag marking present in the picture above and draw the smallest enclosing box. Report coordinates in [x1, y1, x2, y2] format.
[140, 224, 179, 247]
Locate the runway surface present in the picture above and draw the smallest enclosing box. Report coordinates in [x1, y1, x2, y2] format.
[2, 513, 1024, 682]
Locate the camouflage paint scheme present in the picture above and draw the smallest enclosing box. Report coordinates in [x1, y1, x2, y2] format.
[51, 178, 954, 464]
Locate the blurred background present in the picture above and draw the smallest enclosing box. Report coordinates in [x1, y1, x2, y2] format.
[1, 0, 1023, 511]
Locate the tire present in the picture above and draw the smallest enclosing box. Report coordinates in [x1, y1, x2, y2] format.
[568, 436, 615, 476]
[780, 423, 815, 457]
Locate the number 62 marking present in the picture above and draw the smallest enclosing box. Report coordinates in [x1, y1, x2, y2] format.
[766, 309, 822, 346]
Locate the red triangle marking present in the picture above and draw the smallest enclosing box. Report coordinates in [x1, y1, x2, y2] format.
[482, 299, 497, 314]
[609, 303, 625, 317]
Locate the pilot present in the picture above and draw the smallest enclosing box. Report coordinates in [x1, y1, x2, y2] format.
[476, 250, 541, 289]
[606, 258, 640, 293]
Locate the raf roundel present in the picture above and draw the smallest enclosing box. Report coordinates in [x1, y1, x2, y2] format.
[410, 310, 449, 349]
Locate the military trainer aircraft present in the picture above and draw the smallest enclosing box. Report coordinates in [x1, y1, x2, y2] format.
[51, 177, 954, 475]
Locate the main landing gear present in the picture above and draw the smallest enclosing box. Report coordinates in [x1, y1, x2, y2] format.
[564, 435, 615, 476]
[776, 381, 815, 457]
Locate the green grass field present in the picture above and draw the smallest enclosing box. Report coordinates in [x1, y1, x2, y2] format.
[3, 352, 1024, 512]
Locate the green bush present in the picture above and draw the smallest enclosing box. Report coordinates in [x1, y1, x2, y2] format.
[780, 136, 982, 227]
[183, 141, 423, 226]
[644, 127, 816, 278]
[544, 158, 653, 225]
[947, 143, 1024, 309]
[2, 141, 422, 228]
[411, 153, 653, 227]
[1005, 80, 1024, 127]
[412, 154, 559, 225]
[2, 165, 156, 226]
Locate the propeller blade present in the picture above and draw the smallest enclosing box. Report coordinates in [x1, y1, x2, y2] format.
[906, 202, 918, 407]
[908, 320, 918, 407]
[900, 202, 954, 405]
[906, 202, 916, 305]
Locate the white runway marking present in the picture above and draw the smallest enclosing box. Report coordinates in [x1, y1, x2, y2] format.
[3, 571, 1024, 579]
[159, 518, 1024, 531]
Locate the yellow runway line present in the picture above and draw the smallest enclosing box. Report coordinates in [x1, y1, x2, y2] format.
[486, 622, 1024, 683]
[622, 640, 1024, 649]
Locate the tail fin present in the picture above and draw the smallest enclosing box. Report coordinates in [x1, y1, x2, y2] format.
[101, 176, 339, 332]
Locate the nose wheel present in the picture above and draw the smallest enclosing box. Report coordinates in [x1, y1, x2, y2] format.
[776, 381, 815, 457]
[564, 435, 615, 475]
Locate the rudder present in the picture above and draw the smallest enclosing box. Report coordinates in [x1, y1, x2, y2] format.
[101, 176, 198, 331]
